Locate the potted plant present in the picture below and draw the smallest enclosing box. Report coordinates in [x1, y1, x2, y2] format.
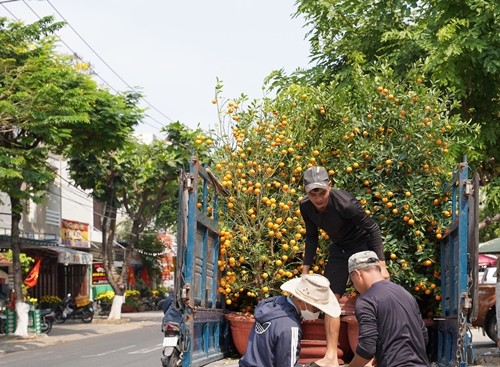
[39, 295, 62, 310]
[209, 66, 472, 361]
[95, 290, 115, 304]
[212, 65, 471, 318]
[122, 290, 141, 312]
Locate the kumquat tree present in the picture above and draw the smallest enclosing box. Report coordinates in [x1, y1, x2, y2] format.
[211, 64, 478, 317]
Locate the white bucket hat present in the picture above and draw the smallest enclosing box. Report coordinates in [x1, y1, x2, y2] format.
[280, 274, 341, 317]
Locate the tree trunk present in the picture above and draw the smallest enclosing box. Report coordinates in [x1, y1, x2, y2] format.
[102, 200, 125, 320]
[119, 218, 142, 292]
[10, 196, 29, 336]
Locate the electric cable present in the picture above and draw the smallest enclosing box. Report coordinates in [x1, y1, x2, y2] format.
[7, 1, 167, 132]
[46, 0, 174, 125]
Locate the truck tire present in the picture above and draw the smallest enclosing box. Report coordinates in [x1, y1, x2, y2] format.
[484, 308, 497, 342]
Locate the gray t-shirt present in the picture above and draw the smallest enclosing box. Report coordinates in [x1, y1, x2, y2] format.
[355, 280, 430, 367]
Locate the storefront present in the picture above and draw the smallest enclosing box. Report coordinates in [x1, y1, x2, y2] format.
[22, 245, 93, 301]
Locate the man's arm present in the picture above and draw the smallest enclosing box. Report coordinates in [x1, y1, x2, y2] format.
[300, 202, 320, 269]
[347, 354, 373, 367]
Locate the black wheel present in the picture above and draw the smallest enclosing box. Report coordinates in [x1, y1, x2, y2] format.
[81, 309, 94, 323]
[484, 308, 497, 342]
[54, 311, 66, 324]
[41, 317, 53, 334]
[161, 347, 181, 367]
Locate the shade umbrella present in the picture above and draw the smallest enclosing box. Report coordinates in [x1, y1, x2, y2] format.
[478, 237, 500, 254]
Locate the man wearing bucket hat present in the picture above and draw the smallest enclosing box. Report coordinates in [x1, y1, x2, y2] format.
[239, 274, 340, 367]
[299, 166, 389, 367]
[347, 251, 429, 367]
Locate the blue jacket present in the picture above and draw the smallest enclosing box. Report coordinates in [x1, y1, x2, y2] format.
[239, 296, 302, 367]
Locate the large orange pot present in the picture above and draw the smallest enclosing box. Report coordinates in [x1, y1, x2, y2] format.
[299, 318, 347, 364]
[224, 313, 255, 355]
[225, 312, 347, 364]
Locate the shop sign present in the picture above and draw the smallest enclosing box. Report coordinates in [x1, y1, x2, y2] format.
[92, 263, 108, 285]
[61, 219, 90, 248]
[58, 250, 92, 265]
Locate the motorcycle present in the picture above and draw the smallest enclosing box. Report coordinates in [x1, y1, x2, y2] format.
[95, 299, 112, 316]
[160, 304, 183, 367]
[54, 293, 94, 324]
[40, 308, 55, 334]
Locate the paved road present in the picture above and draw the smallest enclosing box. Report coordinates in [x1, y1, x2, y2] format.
[0, 311, 498, 366]
[0, 324, 162, 367]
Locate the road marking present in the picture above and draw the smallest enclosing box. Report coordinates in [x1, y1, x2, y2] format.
[129, 344, 164, 354]
[81, 345, 136, 357]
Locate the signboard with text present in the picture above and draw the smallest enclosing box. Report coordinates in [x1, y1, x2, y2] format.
[92, 263, 108, 285]
[61, 219, 90, 248]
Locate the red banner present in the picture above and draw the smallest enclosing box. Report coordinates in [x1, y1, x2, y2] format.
[141, 269, 150, 287]
[24, 259, 42, 288]
[128, 265, 135, 286]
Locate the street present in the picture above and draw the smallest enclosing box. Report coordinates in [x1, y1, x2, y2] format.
[0, 323, 163, 367]
[0, 309, 498, 367]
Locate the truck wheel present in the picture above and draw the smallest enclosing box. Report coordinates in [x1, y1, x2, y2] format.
[484, 308, 497, 342]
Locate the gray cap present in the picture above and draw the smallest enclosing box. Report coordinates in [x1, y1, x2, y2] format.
[303, 166, 329, 193]
[347, 251, 380, 285]
[348, 251, 380, 273]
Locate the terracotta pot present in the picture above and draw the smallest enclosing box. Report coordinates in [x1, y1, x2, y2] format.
[299, 318, 348, 365]
[121, 304, 137, 313]
[341, 315, 359, 353]
[339, 294, 357, 316]
[224, 313, 255, 355]
[302, 319, 327, 340]
[225, 312, 348, 364]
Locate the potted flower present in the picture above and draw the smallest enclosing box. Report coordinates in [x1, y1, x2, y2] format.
[95, 290, 115, 304]
[39, 295, 62, 310]
[212, 66, 468, 318]
[27, 297, 38, 310]
[210, 67, 470, 359]
[122, 290, 141, 312]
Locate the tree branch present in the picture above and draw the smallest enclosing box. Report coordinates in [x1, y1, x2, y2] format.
[479, 213, 500, 231]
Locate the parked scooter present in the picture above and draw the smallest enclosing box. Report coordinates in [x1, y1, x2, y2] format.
[54, 293, 94, 323]
[160, 303, 183, 367]
[95, 299, 111, 316]
[40, 308, 55, 334]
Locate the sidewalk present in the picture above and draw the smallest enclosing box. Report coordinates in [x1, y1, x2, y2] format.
[0, 310, 499, 366]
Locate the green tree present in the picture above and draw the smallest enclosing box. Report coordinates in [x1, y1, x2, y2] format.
[68, 122, 212, 318]
[65, 89, 142, 310]
[0, 17, 98, 332]
[279, 0, 499, 230]
[213, 64, 476, 316]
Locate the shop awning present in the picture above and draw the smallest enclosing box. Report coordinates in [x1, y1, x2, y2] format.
[479, 237, 500, 255]
[23, 245, 93, 265]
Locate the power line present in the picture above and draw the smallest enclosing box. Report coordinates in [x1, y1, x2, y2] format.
[0, 2, 17, 18]
[9, 1, 168, 132]
[45, 0, 174, 125]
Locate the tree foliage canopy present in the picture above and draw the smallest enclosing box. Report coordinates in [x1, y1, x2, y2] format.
[290, 0, 499, 179]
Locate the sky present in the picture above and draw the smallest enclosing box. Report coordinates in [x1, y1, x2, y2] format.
[0, 0, 312, 134]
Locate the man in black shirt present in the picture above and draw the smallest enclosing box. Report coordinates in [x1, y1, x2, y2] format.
[347, 251, 429, 367]
[300, 166, 389, 367]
